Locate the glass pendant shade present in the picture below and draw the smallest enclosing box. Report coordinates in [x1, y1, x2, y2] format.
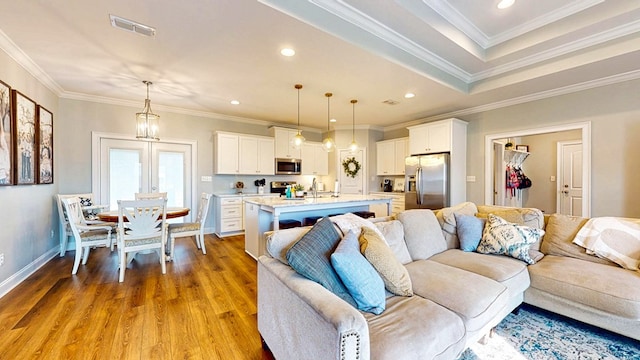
[290, 84, 305, 150]
[322, 92, 334, 152]
[136, 81, 160, 140]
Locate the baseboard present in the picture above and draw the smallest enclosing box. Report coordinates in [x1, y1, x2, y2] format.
[0, 247, 59, 299]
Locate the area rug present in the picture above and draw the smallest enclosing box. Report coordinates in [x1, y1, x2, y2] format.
[458, 304, 640, 360]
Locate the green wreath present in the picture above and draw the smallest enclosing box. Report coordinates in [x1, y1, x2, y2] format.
[342, 157, 361, 178]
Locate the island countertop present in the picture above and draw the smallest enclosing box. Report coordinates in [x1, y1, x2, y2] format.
[243, 194, 392, 209]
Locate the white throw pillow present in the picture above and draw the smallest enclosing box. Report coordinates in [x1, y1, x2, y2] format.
[573, 217, 640, 271]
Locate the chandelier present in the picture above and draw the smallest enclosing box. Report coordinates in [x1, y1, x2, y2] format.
[136, 80, 160, 140]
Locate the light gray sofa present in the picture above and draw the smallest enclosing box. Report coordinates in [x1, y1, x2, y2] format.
[257, 204, 640, 359]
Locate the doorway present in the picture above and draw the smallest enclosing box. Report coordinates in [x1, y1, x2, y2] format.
[484, 122, 591, 217]
[338, 148, 367, 195]
[91, 132, 197, 220]
[558, 141, 583, 216]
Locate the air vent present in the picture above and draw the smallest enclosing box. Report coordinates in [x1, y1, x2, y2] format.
[109, 14, 156, 37]
[382, 99, 400, 105]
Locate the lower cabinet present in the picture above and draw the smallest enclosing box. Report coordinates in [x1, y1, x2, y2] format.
[369, 192, 405, 217]
[214, 194, 278, 237]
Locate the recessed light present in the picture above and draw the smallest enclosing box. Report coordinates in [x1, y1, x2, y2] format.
[230, 100, 240, 105]
[497, 0, 515, 9]
[404, 92, 415, 99]
[280, 48, 295, 57]
[330, 118, 337, 123]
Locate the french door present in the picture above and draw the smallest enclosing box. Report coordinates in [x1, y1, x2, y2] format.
[92, 133, 195, 219]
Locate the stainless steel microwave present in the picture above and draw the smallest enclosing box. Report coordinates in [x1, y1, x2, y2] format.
[275, 158, 302, 175]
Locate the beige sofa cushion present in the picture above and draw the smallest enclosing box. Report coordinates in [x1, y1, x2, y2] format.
[397, 210, 447, 261]
[540, 214, 617, 267]
[365, 296, 466, 360]
[434, 202, 478, 249]
[430, 249, 530, 296]
[360, 227, 413, 297]
[375, 220, 412, 265]
[405, 260, 509, 332]
[528, 255, 640, 319]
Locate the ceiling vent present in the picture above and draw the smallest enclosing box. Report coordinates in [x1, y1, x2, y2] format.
[382, 99, 400, 105]
[109, 14, 156, 37]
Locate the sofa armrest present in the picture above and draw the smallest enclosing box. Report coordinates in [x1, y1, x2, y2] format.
[258, 256, 370, 360]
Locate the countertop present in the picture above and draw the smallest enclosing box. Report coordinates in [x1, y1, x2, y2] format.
[212, 192, 279, 198]
[244, 194, 392, 209]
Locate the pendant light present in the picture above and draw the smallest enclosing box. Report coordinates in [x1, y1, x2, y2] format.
[136, 80, 160, 140]
[290, 84, 305, 149]
[349, 99, 358, 153]
[321, 92, 335, 152]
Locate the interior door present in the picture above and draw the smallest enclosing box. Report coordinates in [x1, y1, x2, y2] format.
[558, 141, 582, 216]
[338, 148, 366, 195]
[96, 136, 193, 216]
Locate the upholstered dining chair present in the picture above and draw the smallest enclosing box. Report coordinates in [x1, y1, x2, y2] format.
[62, 197, 114, 275]
[116, 198, 168, 282]
[134, 192, 167, 200]
[56, 193, 111, 257]
[167, 193, 212, 260]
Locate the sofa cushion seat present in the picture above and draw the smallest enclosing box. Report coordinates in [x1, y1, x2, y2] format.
[528, 255, 640, 319]
[364, 295, 466, 360]
[405, 260, 509, 332]
[430, 249, 531, 295]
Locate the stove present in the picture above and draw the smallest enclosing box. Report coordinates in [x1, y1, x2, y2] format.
[270, 181, 297, 195]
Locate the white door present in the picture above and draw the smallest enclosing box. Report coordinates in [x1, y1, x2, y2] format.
[558, 141, 582, 216]
[95, 135, 194, 216]
[493, 141, 506, 206]
[338, 148, 366, 195]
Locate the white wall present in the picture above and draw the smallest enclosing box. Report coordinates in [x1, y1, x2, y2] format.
[0, 50, 59, 295]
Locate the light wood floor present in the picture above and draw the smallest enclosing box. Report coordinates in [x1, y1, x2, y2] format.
[0, 234, 275, 360]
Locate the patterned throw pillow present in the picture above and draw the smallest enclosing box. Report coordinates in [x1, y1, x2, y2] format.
[286, 217, 357, 307]
[572, 217, 640, 270]
[331, 230, 386, 314]
[79, 197, 93, 207]
[476, 214, 545, 265]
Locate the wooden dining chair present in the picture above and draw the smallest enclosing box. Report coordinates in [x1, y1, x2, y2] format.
[167, 193, 212, 260]
[116, 198, 168, 282]
[134, 192, 167, 200]
[62, 197, 114, 275]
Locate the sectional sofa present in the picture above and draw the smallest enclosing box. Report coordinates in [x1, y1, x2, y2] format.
[257, 203, 640, 359]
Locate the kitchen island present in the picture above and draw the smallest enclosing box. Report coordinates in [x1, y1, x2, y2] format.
[243, 195, 392, 259]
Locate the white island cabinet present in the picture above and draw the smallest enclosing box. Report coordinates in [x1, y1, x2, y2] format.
[243, 195, 392, 259]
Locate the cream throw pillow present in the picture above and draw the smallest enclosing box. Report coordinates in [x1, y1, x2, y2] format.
[476, 214, 545, 265]
[573, 217, 640, 271]
[359, 227, 413, 296]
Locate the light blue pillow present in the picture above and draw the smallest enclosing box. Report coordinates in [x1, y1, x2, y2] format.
[286, 217, 357, 307]
[331, 230, 386, 314]
[454, 213, 486, 252]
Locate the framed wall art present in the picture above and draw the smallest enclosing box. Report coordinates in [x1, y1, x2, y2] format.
[0, 80, 13, 185]
[516, 145, 529, 152]
[37, 105, 53, 184]
[12, 90, 37, 185]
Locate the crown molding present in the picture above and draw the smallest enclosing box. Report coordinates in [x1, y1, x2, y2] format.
[421, 0, 489, 48]
[384, 69, 640, 132]
[0, 29, 64, 95]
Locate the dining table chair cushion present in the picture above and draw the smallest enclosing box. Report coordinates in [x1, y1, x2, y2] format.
[124, 236, 164, 247]
[79, 229, 113, 240]
[168, 222, 201, 233]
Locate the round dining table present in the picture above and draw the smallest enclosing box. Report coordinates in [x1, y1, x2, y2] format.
[97, 207, 190, 222]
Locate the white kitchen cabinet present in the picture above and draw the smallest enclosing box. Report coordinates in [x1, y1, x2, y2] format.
[301, 142, 328, 176]
[215, 132, 274, 175]
[214, 132, 240, 174]
[271, 127, 302, 159]
[238, 135, 275, 175]
[407, 118, 468, 206]
[214, 196, 244, 237]
[407, 120, 452, 155]
[376, 137, 408, 176]
[369, 192, 405, 217]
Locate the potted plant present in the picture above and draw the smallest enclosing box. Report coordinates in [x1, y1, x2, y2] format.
[293, 184, 305, 197]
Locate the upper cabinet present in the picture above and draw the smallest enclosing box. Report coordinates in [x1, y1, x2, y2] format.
[301, 142, 328, 176]
[271, 127, 302, 159]
[407, 120, 453, 155]
[376, 137, 408, 176]
[214, 132, 274, 175]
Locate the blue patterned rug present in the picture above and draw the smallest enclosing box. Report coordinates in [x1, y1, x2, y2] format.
[458, 304, 640, 360]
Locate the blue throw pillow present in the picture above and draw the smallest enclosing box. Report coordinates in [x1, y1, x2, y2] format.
[331, 230, 386, 315]
[455, 213, 486, 252]
[286, 217, 357, 307]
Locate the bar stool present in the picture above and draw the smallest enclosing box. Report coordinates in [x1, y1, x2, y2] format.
[353, 211, 375, 219]
[279, 219, 302, 229]
[303, 216, 323, 227]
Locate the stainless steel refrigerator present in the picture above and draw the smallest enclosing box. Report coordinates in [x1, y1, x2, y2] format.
[405, 153, 450, 210]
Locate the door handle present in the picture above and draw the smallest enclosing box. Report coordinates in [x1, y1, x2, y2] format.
[563, 190, 569, 195]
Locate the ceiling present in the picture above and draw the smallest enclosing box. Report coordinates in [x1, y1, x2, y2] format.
[1, 0, 639, 131]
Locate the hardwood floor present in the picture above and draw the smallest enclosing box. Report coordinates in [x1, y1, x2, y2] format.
[0, 235, 275, 360]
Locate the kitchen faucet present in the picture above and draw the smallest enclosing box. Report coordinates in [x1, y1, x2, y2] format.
[311, 177, 318, 199]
